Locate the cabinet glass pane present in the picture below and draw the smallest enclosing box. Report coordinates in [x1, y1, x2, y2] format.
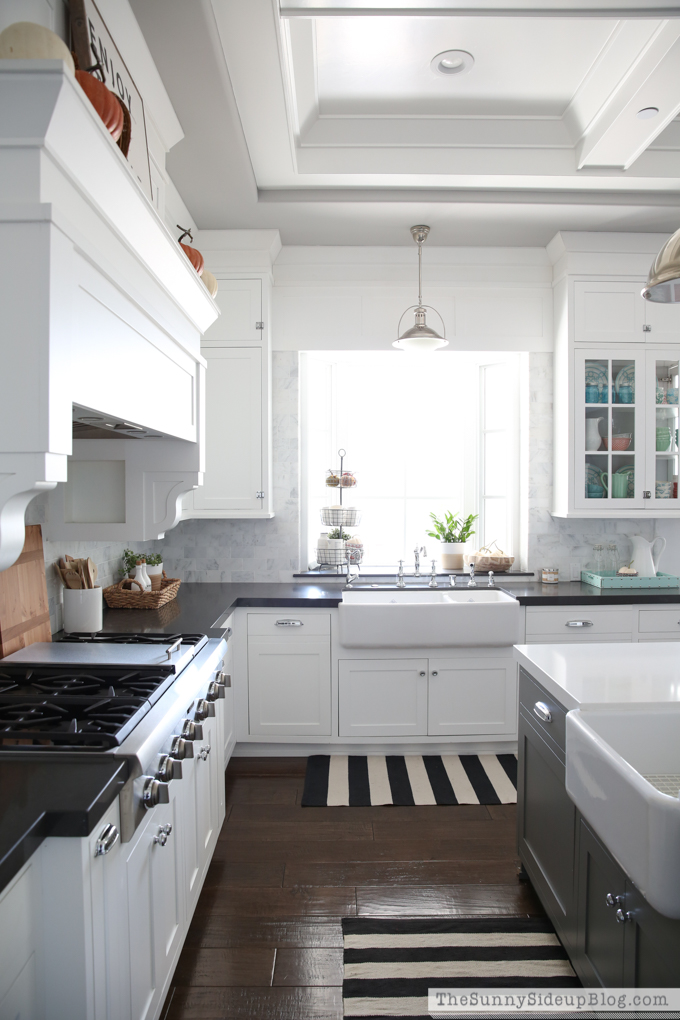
[655, 360, 679, 502]
[584, 357, 636, 501]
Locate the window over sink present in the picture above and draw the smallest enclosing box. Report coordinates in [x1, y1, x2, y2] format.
[301, 351, 521, 570]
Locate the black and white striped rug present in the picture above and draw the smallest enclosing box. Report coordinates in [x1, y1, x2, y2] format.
[301, 754, 516, 807]
[342, 916, 579, 1019]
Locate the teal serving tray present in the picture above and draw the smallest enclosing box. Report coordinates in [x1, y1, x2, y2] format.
[581, 570, 680, 589]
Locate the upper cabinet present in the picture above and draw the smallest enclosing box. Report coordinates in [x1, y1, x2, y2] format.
[574, 281, 680, 345]
[182, 277, 274, 519]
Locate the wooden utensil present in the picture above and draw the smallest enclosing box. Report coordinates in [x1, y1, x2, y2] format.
[0, 525, 52, 657]
[86, 558, 96, 589]
[64, 571, 83, 589]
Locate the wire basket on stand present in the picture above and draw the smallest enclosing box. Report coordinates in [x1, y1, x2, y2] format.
[320, 507, 362, 528]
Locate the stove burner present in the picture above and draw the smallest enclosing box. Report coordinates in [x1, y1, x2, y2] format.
[60, 632, 205, 646]
[31, 674, 105, 696]
[0, 695, 150, 748]
[0, 674, 19, 694]
[0, 701, 71, 729]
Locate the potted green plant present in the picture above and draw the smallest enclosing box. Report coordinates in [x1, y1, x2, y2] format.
[145, 552, 164, 590]
[120, 548, 138, 578]
[427, 511, 478, 569]
[327, 528, 350, 549]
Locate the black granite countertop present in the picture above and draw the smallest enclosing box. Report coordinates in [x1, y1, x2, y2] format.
[502, 580, 680, 605]
[89, 579, 680, 636]
[0, 755, 128, 892]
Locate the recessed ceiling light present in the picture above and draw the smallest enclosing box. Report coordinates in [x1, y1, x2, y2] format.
[430, 50, 474, 77]
[637, 107, 659, 120]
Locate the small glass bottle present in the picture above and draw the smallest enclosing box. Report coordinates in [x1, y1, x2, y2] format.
[607, 543, 619, 575]
[593, 543, 604, 574]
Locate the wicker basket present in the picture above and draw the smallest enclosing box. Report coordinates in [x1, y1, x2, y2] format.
[467, 543, 515, 573]
[103, 574, 181, 609]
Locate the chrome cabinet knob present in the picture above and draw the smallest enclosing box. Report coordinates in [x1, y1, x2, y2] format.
[170, 735, 194, 759]
[142, 777, 170, 809]
[431, 671, 438, 677]
[533, 702, 552, 723]
[153, 825, 172, 846]
[198, 744, 211, 761]
[207, 681, 225, 701]
[94, 823, 119, 857]
[156, 754, 182, 782]
[419, 671, 426, 677]
[606, 893, 624, 908]
[616, 908, 632, 924]
[181, 719, 203, 741]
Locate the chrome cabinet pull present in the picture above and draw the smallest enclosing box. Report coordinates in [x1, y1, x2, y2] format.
[94, 823, 119, 857]
[533, 702, 552, 723]
[223, 627, 232, 639]
[276, 620, 303, 627]
[565, 620, 593, 628]
[165, 637, 182, 660]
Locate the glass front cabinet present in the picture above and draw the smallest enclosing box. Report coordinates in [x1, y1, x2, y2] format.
[565, 349, 680, 517]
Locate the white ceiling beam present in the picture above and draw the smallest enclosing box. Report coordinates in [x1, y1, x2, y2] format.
[301, 116, 572, 148]
[280, 3, 680, 18]
[578, 21, 680, 168]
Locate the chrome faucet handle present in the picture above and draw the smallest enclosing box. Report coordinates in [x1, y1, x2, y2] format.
[468, 561, 477, 588]
[449, 573, 457, 587]
[413, 546, 420, 576]
[488, 570, 495, 587]
[428, 559, 438, 588]
[397, 559, 406, 588]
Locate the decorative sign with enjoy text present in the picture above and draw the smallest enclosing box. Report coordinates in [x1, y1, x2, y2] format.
[74, 0, 152, 200]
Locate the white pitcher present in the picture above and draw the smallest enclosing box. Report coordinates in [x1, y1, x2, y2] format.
[629, 535, 666, 577]
[585, 418, 604, 451]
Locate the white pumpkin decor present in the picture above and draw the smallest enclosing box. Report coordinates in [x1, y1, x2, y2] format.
[201, 269, 218, 298]
[0, 22, 75, 75]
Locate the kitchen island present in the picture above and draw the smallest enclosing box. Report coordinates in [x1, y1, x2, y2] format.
[514, 641, 680, 988]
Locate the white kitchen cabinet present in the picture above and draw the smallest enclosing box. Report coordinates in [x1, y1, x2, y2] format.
[427, 656, 517, 737]
[183, 713, 220, 918]
[124, 787, 183, 1020]
[182, 275, 273, 520]
[0, 850, 41, 1020]
[339, 658, 428, 738]
[247, 613, 331, 736]
[574, 281, 646, 344]
[554, 345, 680, 517]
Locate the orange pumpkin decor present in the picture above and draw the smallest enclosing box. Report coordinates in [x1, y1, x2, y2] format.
[177, 227, 205, 277]
[75, 70, 124, 142]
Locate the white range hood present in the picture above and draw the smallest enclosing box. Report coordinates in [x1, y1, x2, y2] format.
[0, 59, 219, 567]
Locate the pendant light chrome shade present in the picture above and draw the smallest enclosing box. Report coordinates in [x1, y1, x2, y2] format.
[642, 226, 680, 304]
[393, 226, 448, 351]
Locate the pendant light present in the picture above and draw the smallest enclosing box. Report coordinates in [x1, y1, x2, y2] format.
[393, 225, 448, 351]
[642, 226, 680, 304]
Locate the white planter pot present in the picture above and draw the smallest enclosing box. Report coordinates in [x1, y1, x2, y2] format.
[327, 539, 346, 550]
[440, 542, 467, 569]
[146, 563, 163, 591]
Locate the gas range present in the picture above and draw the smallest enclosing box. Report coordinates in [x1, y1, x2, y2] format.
[0, 631, 229, 840]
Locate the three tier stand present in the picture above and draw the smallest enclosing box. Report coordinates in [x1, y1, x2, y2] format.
[316, 448, 363, 574]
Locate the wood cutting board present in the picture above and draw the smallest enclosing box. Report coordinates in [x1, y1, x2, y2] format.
[0, 525, 52, 658]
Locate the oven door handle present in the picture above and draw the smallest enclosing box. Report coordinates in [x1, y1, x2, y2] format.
[165, 637, 182, 661]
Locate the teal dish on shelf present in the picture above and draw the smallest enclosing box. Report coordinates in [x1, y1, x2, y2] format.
[581, 570, 680, 589]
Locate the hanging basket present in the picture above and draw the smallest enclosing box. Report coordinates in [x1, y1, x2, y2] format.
[103, 572, 181, 609]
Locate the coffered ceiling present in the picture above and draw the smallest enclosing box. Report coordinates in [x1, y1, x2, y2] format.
[131, 0, 680, 245]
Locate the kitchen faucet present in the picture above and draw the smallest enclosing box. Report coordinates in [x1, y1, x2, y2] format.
[397, 560, 406, 588]
[414, 545, 427, 577]
[467, 561, 477, 588]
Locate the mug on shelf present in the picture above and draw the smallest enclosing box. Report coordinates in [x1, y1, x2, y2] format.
[600, 386, 609, 404]
[656, 427, 672, 452]
[585, 384, 599, 403]
[656, 481, 673, 499]
[586, 484, 605, 498]
[618, 385, 633, 404]
[611, 473, 629, 498]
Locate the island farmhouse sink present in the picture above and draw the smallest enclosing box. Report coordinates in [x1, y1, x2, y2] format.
[566, 707, 680, 919]
[338, 588, 520, 647]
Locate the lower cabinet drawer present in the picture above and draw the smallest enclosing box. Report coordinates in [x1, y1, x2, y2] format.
[247, 612, 330, 636]
[638, 608, 680, 635]
[526, 606, 633, 640]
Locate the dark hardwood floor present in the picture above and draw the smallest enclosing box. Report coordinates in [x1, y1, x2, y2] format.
[162, 757, 543, 1020]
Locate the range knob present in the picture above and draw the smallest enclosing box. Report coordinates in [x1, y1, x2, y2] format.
[142, 777, 170, 809]
[156, 754, 182, 782]
[170, 735, 194, 759]
[181, 719, 203, 741]
[207, 681, 225, 702]
[195, 698, 215, 721]
[215, 670, 231, 688]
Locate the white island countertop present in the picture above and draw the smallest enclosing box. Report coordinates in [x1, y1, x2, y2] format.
[514, 643, 680, 711]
